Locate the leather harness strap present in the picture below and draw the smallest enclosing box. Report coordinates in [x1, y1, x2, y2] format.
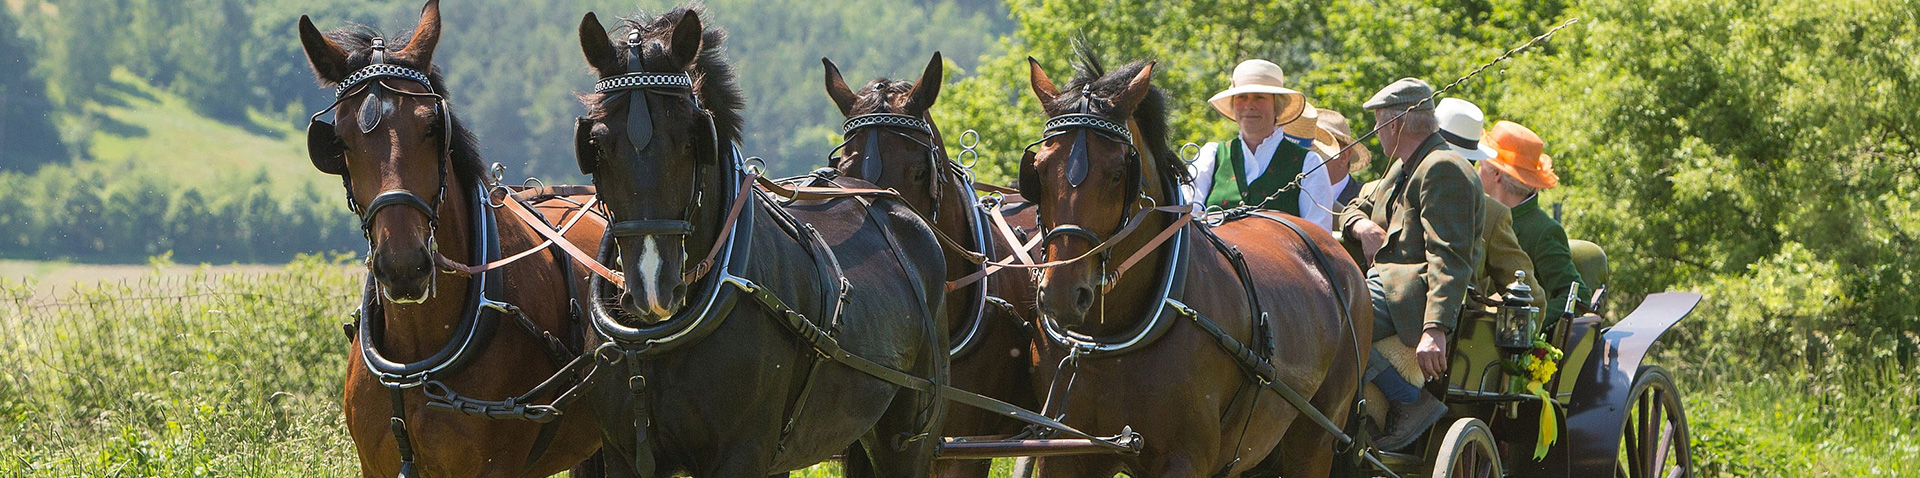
[435, 193, 603, 277]
[498, 194, 625, 288]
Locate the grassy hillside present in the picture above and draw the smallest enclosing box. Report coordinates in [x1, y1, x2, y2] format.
[61, 69, 324, 200]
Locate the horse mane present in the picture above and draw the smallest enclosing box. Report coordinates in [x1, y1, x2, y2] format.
[579, 7, 746, 146]
[1044, 44, 1187, 186]
[850, 79, 917, 115]
[317, 24, 486, 187]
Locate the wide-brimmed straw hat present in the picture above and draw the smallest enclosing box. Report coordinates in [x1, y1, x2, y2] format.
[1434, 98, 1499, 162]
[1282, 103, 1321, 139]
[1484, 120, 1559, 189]
[1208, 60, 1308, 124]
[1314, 108, 1372, 173]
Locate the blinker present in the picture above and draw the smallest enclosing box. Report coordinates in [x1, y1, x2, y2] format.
[622, 43, 655, 153]
[861, 130, 883, 179]
[1066, 129, 1089, 187]
[308, 117, 347, 175]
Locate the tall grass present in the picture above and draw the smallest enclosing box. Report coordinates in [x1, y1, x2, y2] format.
[0, 257, 1011, 476]
[6, 257, 1908, 476]
[0, 255, 360, 476]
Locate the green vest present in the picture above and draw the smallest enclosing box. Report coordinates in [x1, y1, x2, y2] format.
[1204, 137, 1307, 216]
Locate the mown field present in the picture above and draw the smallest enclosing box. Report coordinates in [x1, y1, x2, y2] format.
[1, 258, 1915, 476]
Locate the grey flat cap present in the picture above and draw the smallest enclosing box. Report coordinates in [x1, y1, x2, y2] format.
[1363, 77, 1435, 111]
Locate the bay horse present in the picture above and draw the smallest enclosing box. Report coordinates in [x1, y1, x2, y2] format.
[821, 54, 1045, 478]
[297, 1, 603, 476]
[570, 8, 948, 477]
[1016, 49, 1371, 477]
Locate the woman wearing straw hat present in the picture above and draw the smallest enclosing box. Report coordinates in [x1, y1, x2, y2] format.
[1186, 59, 1334, 231]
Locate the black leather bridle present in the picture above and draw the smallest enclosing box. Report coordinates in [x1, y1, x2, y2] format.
[1020, 107, 1145, 270]
[305, 38, 455, 301]
[835, 110, 947, 218]
[575, 31, 724, 289]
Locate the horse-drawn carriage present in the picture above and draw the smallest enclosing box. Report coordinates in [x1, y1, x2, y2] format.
[295, 2, 1695, 476]
[1349, 255, 1699, 478]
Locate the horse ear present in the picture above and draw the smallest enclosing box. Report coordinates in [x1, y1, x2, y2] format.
[668, 10, 704, 70]
[400, 0, 441, 66]
[578, 13, 620, 75]
[904, 52, 944, 115]
[1027, 57, 1060, 109]
[1113, 61, 1157, 114]
[822, 58, 855, 117]
[298, 16, 351, 83]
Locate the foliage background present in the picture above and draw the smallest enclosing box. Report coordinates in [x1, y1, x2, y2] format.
[0, 0, 1914, 475]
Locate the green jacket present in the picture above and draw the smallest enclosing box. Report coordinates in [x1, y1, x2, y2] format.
[1205, 136, 1308, 216]
[1509, 196, 1584, 316]
[1339, 134, 1484, 345]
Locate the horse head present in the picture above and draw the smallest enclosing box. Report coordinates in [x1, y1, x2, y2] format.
[575, 9, 740, 323]
[300, 0, 458, 304]
[1020, 54, 1169, 328]
[823, 53, 949, 218]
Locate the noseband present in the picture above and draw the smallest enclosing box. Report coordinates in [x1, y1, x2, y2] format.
[836, 111, 946, 218]
[587, 32, 724, 286]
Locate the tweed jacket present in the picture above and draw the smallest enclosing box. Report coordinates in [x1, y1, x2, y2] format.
[1474, 195, 1544, 310]
[1339, 133, 1484, 345]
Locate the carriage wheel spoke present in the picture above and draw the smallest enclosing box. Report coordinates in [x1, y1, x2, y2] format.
[1655, 417, 1674, 472]
[1645, 388, 1664, 477]
[1623, 404, 1642, 477]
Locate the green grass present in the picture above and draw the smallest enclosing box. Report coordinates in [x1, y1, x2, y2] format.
[0, 257, 1022, 476]
[0, 255, 360, 476]
[1673, 357, 1920, 477]
[57, 68, 326, 201]
[4, 258, 1909, 476]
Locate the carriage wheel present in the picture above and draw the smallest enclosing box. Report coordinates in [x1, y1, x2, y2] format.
[1430, 417, 1501, 478]
[1616, 366, 1692, 478]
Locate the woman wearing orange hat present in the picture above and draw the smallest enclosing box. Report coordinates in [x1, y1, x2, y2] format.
[1479, 121, 1585, 316]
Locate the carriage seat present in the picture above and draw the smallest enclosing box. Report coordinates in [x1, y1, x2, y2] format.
[1568, 239, 1608, 313]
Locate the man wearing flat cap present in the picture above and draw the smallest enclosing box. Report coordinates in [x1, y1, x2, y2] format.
[1339, 78, 1484, 451]
[1186, 60, 1334, 230]
[1480, 120, 1585, 317]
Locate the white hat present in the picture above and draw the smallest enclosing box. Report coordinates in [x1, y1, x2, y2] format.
[1207, 60, 1307, 125]
[1434, 98, 1498, 162]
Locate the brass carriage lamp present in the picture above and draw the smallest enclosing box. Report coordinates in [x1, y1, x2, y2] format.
[1495, 271, 1540, 352]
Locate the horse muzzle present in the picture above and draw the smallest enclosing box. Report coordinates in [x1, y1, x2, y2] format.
[611, 226, 692, 323]
[371, 243, 436, 303]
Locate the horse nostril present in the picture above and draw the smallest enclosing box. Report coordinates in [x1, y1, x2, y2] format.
[619, 292, 645, 317]
[1073, 286, 1094, 311]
